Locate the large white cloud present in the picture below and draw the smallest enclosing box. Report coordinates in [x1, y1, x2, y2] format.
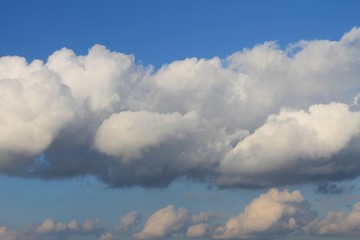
[218, 102, 360, 187]
[1, 27, 360, 187]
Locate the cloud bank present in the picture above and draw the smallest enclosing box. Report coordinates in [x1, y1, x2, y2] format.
[131, 188, 360, 239]
[0, 218, 101, 240]
[3, 189, 360, 239]
[1, 27, 360, 188]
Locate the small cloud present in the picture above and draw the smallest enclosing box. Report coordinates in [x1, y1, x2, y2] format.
[134, 205, 191, 240]
[304, 202, 360, 237]
[97, 232, 116, 240]
[212, 188, 317, 239]
[116, 211, 141, 231]
[36, 218, 100, 236]
[187, 223, 210, 238]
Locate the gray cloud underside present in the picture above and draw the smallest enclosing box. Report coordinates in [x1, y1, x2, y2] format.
[1, 27, 360, 188]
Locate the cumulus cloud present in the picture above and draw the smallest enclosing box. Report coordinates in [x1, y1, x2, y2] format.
[1, 28, 360, 188]
[304, 202, 360, 237]
[218, 102, 360, 187]
[132, 189, 319, 239]
[186, 223, 210, 238]
[5, 189, 360, 239]
[36, 218, 100, 235]
[213, 189, 316, 239]
[133, 205, 221, 240]
[97, 232, 116, 240]
[0, 56, 74, 173]
[0, 226, 18, 240]
[95, 111, 198, 161]
[134, 205, 192, 240]
[0, 218, 102, 240]
[117, 211, 141, 231]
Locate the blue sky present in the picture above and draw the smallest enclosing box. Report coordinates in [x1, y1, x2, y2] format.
[1, 1, 360, 240]
[1, 0, 359, 67]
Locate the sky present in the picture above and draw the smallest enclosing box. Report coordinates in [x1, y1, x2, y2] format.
[1, 0, 360, 239]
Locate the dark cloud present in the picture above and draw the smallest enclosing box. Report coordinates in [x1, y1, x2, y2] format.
[316, 181, 355, 195]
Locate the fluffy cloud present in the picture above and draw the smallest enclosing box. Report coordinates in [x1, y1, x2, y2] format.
[212, 189, 315, 239]
[304, 202, 360, 237]
[134, 205, 192, 240]
[0, 227, 18, 240]
[133, 205, 223, 240]
[1, 28, 360, 188]
[0, 56, 74, 173]
[5, 189, 360, 239]
[132, 189, 317, 240]
[186, 223, 210, 238]
[97, 232, 116, 240]
[218, 102, 360, 187]
[36, 218, 100, 235]
[0, 218, 102, 240]
[95, 111, 198, 161]
[117, 211, 141, 231]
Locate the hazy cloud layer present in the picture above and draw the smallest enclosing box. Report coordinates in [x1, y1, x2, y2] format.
[1, 28, 360, 187]
[0, 218, 101, 240]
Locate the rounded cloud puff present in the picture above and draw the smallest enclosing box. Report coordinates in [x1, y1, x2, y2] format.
[95, 111, 198, 161]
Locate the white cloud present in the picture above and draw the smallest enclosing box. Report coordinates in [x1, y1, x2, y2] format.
[218, 102, 360, 187]
[1, 27, 360, 188]
[0, 226, 18, 240]
[46, 44, 146, 112]
[36, 218, 99, 235]
[304, 202, 360, 237]
[187, 223, 210, 238]
[213, 189, 315, 239]
[0, 56, 74, 163]
[133, 206, 221, 240]
[134, 205, 192, 240]
[6, 190, 360, 239]
[117, 211, 141, 231]
[95, 110, 198, 161]
[0, 218, 101, 240]
[97, 232, 116, 240]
